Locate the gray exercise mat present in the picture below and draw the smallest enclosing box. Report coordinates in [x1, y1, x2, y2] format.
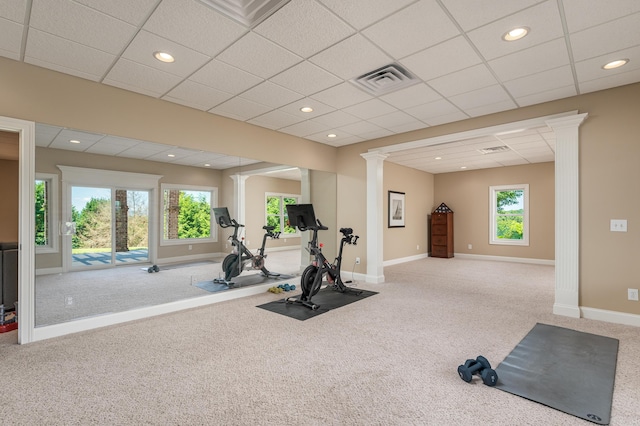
[495, 323, 618, 425]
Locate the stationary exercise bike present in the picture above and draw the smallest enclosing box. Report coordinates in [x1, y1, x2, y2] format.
[213, 207, 281, 284]
[285, 204, 362, 310]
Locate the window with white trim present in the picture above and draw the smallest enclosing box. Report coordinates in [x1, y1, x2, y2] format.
[35, 173, 59, 253]
[266, 193, 300, 236]
[489, 184, 529, 246]
[161, 184, 217, 245]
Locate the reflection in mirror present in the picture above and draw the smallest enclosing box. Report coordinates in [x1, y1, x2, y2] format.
[33, 123, 318, 328]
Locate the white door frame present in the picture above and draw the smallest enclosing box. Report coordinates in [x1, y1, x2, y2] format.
[0, 116, 35, 344]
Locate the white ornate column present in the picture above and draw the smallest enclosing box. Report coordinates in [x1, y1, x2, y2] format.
[547, 113, 588, 317]
[229, 174, 249, 226]
[361, 151, 388, 283]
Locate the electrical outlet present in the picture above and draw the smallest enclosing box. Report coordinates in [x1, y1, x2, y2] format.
[468, 244, 472, 250]
[417, 245, 420, 250]
[65, 296, 73, 306]
[355, 257, 360, 264]
[628, 288, 639, 301]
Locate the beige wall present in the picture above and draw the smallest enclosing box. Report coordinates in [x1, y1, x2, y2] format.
[434, 162, 555, 260]
[3, 56, 640, 317]
[383, 162, 434, 261]
[0, 159, 18, 242]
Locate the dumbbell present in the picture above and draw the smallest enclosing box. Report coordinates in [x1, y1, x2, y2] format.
[457, 356, 498, 386]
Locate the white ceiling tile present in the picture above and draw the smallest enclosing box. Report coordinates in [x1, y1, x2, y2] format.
[209, 97, 272, 121]
[515, 86, 577, 107]
[467, 1, 564, 61]
[343, 99, 397, 120]
[488, 38, 569, 81]
[25, 29, 115, 81]
[575, 45, 640, 83]
[317, 0, 415, 30]
[217, 32, 302, 79]
[362, 1, 460, 59]
[121, 31, 211, 78]
[190, 59, 263, 94]
[269, 61, 342, 96]
[30, 0, 137, 55]
[504, 65, 574, 98]
[461, 99, 518, 118]
[74, 0, 158, 26]
[0, 17, 24, 59]
[254, 0, 354, 58]
[279, 120, 330, 138]
[239, 81, 303, 108]
[380, 84, 442, 109]
[423, 111, 470, 127]
[104, 59, 183, 97]
[309, 34, 393, 80]
[310, 82, 373, 109]
[163, 80, 233, 111]
[373, 112, 425, 131]
[311, 110, 360, 128]
[570, 13, 640, 62]
[440, 0, 541, 31]
[578, 68, 640, 95]
[249, 110, 304, 130]
[562, 0, 640, 33]
[449, 84, 512, 110]
[405, 98, 464, 121]
[428, 64, 499, 98]
[0, 0, 28, 22]
[278, 98, 335, 119]
[339, 120, 391, 140]
[50, 129, 104, 151]
[401, 36, 483, 81]
[143, 0, 247, 57]
[35, 124, 63, 147]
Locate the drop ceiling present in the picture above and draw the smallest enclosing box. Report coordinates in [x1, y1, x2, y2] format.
[1, 0, 639, 174]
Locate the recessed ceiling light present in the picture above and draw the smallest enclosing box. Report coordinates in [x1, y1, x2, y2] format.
[300, 106, 313, 113]
[69, 139, 80, 144]
[503, 27, 529, 41]
[204, 163, 211, 167]
[154, 51, 175, 63]
[167, 154, 175, 158]
[435, 157, 442, 160]
[603, 59, 629, 70]
[460, 166, 467, 169]
[327, 134, 337, 138]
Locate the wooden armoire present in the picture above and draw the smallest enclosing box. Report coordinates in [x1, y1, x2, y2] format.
[430, 203, 454, 258]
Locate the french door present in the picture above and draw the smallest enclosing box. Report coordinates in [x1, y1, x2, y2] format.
[70, 186, 149, 269]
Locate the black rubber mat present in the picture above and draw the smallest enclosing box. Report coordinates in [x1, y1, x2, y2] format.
[495, 323, 618, 425]
[257, 287, 377, 320]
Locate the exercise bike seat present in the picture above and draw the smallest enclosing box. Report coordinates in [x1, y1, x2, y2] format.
[263, 225, 276, 231]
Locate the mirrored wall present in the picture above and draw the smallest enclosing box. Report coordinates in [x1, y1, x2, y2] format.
[32, 123, 333, 328]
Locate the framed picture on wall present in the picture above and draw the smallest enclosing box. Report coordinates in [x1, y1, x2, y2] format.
[388, 191, 405, 228]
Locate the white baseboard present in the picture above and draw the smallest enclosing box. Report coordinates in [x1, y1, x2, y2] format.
[581, 307, 640, 327]
[36, 267, 63, 276]
[383, 253, 429, 267]
[158, 253, 221, 265]
[453, 253, 555, 266]
[382, 252, 553, 267]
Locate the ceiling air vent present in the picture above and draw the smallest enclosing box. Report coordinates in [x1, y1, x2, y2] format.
[478, 146, 511, 155]
[350, 64, 418, 95]
[197, 0, 290, 28]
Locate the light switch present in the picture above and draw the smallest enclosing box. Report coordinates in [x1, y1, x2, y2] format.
[610, 219, 627, 232]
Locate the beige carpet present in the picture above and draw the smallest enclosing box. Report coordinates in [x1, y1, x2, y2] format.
[2, 257, 639, 425]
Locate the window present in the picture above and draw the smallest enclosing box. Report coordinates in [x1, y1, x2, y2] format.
[266, 193, 300, 235]
[161, 184, 217, 245]
[489, 184, 529, 246]
[35, 173, 59, 253]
